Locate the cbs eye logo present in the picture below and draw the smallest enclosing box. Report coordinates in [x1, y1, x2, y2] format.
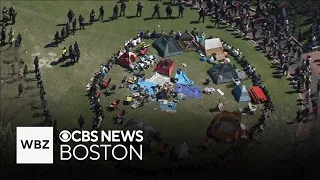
[59, 130, 71, 142]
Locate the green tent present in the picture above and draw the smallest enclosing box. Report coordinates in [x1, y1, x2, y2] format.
[153, 36, 184, 57]
[207, 63, 239, 84]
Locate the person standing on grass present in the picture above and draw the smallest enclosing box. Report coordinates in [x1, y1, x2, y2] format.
[18, 81, 23, 96]
[136, 2, 143, 17]
[78, 115, 85, 129]
[66, 23, 70, 37]
[72, 18, 77, 35]
[1, 28, 6, 44]
[165, 4, 172, 18]
[197, 8, 205, 23]
[60, 27, 66, 41]
[283, 63, 289, 76]
[62, 47, 67, 60]
[68, 45, 74, 63]
[305, 88, 311, 106]
[151, 3, 160, 19]
[34, 56, 39, 70]
[67, 9, 74, 23]
[54, 31, 60, 46]
[99, 6, 104, 20]
[112, 4, 119, 20]
[178, 3, 184, 18]
[79, 15, 85, 30]
[89, 9, 95, 25]
[119, 1, 126, 17]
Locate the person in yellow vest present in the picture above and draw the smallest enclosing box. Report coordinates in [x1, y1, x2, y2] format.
[62, 47, 67, 60]
[8, 27, 14, 46]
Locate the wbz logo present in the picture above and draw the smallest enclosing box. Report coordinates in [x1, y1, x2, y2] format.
[16, 127, 53, 164]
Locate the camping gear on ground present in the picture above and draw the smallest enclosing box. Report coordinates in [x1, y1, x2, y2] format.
[248, 102, 258, 113]
[154, 58, 176, 76]
[124, 95, 133, 105]
[146, 72, 171, 86]
[175, 83, 202, 98]
[236, 69, 247, 80]
[207, 63, 239, 84]
[122, 118, 163, 152]
[171, 142, 190, 160]
[199, 38, 224, 60]
[137, 46, 149, 56]
[178, 32, 199, 52]
[117, 52, 139, 68]
[131, 100, 141, 109]
[203, 87, 216, 94]
[109, 99, 120, 110]
[207, 111, 245, 143]
[101, 78, 111, 89]
[127, 76, 137, 84]
[153, 36, 184, 57]
[249, 86, 267, 104]
[216, 88, 225, 96]
[200, 56, 206, 61]
[175, 69, 194, 86]
[159, 101, 177, 113]
[232, 78, 241, 86]
[233, 85, 251, 102]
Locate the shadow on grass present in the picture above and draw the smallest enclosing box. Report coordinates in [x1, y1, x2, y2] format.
[190, 20, 200, 24]
[25, 85, 37, 90]
[44, 41, 57, 48]
[60, 61, 75, 67]
[285, 90, 297, 94]
[50, 57, 69, 66]
[32, 112, 45, 118]
[56, 23, 66, 26]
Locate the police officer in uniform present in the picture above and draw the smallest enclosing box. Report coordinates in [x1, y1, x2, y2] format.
[54, 31, 60, 46]
[8, 6, 15, 21]
[89, 9, 95, 25]
[197, 8, 205, 23]
[120, 2, 126, 17]
[79, 15, 85, 30]
[67, 9, 74, 23]
[112, 5, 119, 20]
[66, 23, 70, 37]
[72, 18, 77, 34]
[99, 6, 104, 20]
[0, 27, 6, 44]
[69, 45, 75, 63]
[62, 47, 67, 60]
[136, 2, 143, 17]
[151, 3, 160, 19]
[74, 41, 80, 62]
[178, 3, 184, 18]
[165, 4, 172, 18]
[16, 33, 22, 47]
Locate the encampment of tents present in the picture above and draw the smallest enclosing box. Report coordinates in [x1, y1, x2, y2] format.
[233, 85, 251, 102]
[199, 38, 224, 60]
[153, 36, 184, 57]
[122, 118, 163, 152]
[117, 52, 139, 68]
[207, 63, 239, 84]
[178, 32, 199, 52]
[154, 58, 176, 76]
[206, 111, 245, 143]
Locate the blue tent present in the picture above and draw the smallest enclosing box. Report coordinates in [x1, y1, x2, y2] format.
[233, 85, 251, 102]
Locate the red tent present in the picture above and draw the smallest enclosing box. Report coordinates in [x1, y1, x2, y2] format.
[154, 58, 176, 76]
[117, 52, 139, 68]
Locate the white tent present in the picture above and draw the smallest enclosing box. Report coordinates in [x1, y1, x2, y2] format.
[199, 38, 224, 60]
[146, 72, 171, 86]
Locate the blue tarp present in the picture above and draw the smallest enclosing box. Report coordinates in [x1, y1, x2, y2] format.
[160, 102, 177, 113]
[175, 84, 202, 99]
[130, 79, 158, 95]
[175, 70, 194, 86]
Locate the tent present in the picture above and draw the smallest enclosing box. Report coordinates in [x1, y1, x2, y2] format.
[154, 58, 176, 76]
[171, 142, 189, 159]
[207, 63, 239, 84]
[199, 38, 224, 60]
[206, 111, 245, 143]
[153, 36, 184, 57]
[178, 32, 199, 52]
[117, 52, 139, 68]
[122, 118, 162, 152]
[233, 85, 251, 102]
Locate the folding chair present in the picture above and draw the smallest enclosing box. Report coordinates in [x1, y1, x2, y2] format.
[110, 99, 120, 110]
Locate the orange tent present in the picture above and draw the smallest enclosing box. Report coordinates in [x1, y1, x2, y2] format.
[154, 58, 176, 76]
[117, 52, 139, 68]
[206, 111, 245, 143]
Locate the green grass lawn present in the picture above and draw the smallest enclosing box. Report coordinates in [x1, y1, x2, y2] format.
[0, 0, 299, 168]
